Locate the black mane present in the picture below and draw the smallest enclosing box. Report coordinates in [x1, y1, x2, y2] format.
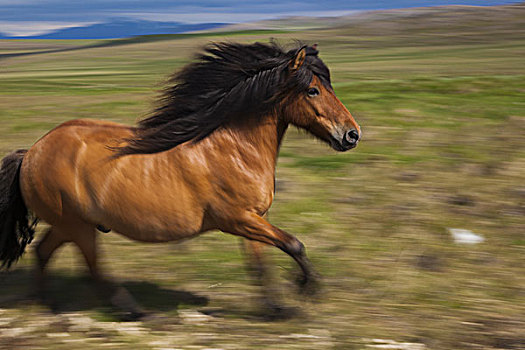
[117, 41, 331, 155]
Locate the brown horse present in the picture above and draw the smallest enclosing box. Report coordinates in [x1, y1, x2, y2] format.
[0, 42, 360, 318]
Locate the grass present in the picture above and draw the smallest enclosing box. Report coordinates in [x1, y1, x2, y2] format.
[0, 6, 524, 350]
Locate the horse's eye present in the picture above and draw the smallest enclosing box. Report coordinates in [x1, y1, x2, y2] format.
[307, 87, 320, 97]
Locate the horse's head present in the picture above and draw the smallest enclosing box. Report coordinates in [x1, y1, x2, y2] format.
[282, 46, 361, 151]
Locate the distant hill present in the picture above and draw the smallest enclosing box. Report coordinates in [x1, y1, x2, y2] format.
[1, 2, 523, 42]
[212, 3, 525, 33]
[0, 19, 226, 39]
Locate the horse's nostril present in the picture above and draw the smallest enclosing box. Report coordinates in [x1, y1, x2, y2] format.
[345, 129, 359, 143]
[340, 129, 360, 150]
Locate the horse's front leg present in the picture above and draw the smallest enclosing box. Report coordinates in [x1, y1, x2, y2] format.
[228, 212, 320, 295]
[241, 239, 292, 318]
[240, 240, 270, 286]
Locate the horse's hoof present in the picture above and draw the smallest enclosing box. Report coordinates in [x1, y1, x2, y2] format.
[296, 272, 322, 297]
[262, 303, 301, 321]
[118, 310, 146, 322]
[110, 287, 145, 321]
[34, 291, 60, 312]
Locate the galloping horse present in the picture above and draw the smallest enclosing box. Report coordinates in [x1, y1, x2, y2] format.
[0, 42, 360, 318]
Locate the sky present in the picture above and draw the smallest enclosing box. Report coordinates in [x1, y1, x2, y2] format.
[0, 0, 522, 36]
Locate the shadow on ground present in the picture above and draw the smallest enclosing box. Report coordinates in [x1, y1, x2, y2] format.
[0, 267, 209, 316]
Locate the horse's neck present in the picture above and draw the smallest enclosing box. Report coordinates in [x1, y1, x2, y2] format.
[206, 113, 287, 169]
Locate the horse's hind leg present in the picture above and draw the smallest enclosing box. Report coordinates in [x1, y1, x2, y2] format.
[35, 226, 70, 305]
[65, 221, 144, 320]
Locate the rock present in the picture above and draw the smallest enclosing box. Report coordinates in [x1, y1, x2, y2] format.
[178, 310, 214, 325]
[0, 317, 14, 327]
[448, 228, 484, 244]
[108, 321, 146, 336]
[47, 332, 70, 338]
[364, 338, 426, 350]
[279, 333, 323, 339]
[65, 313, 96, 332]
[1, 327, 29, 337]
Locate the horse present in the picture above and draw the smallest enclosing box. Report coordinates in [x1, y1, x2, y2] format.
[0, 42, 360, 319]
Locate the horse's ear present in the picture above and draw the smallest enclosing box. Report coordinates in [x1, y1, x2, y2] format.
[289, 46, 306, 72]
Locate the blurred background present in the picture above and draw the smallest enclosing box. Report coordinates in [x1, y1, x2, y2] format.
[0, 1, 524, 349]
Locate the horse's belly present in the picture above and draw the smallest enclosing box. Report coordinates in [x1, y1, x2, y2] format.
[107, 220, 205, 243]
[96, 194, 208, 243]
[89, 162, 208, 242]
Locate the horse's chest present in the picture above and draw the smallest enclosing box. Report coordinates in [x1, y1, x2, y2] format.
[210, 171, 275, 216]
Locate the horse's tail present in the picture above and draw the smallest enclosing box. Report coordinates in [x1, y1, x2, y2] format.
[0, 149, 37, 269]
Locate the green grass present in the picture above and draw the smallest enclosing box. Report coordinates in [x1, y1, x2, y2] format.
[0, 6, 524, 350]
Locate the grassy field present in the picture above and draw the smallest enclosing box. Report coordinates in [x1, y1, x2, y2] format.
[1, 5, 524, 350]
